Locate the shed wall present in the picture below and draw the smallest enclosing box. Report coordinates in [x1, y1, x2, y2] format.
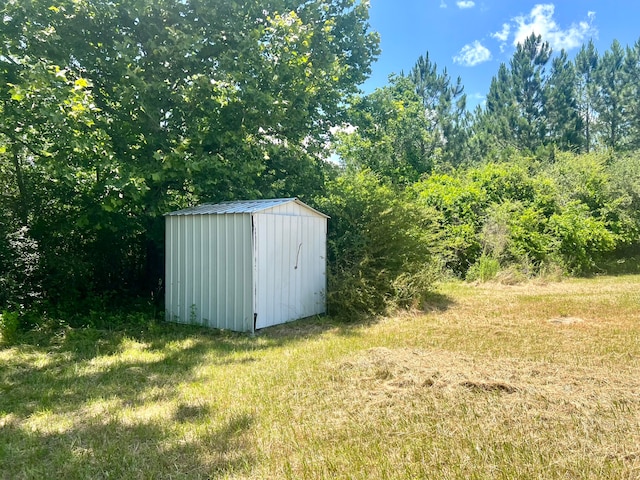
[254, 211, 327, 329]
[165, 213, 253, 331]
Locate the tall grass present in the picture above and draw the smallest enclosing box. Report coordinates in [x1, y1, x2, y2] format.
[1, 275, 639, 479]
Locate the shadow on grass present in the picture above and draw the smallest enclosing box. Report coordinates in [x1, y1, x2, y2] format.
[0, 292, 457, 477]
[0, 321, 264, 477]
[0, 410, 255, 478]
[0, 324, 270, 417]
[421, 291, 457, 312]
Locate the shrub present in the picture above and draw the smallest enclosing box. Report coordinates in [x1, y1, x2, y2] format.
[466, 254, 500, 282]
[0, 310, 20, 345]
[316, 170, 436, 318]
[548, 201, 616, 274]
[0, 226, 42, 309]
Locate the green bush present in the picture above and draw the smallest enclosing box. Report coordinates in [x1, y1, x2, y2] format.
[0, 310, 20, 345]
[316, 170, 436, 317]
[466, 254, 500, 282]
[412, 173, 484, 276]
[548, 201, 616, 274]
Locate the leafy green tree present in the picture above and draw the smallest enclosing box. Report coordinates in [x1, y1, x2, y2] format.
[335, 76, 436, 184]
[0, 0, 379, 308]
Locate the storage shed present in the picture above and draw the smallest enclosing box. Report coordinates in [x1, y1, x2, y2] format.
[164, 198, 328, 332]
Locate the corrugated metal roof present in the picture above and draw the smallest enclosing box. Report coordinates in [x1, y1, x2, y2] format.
[165, 198, 328, 218]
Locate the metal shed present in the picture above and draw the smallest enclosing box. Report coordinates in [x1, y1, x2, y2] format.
[164, 198, 328, 332]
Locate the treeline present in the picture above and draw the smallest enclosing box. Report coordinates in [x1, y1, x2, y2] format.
[326, 33, 640, 314]
[339, 34, 640, 179]
[1, 0, 639, 323]
[0, 0, 378, 317]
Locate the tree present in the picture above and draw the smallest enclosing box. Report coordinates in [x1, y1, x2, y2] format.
[408, 53, 469, 167]
[575, 40, 599, 152]
[546, 50, 583, 151]
[472, 63, 519, 156]
[476, 35, 551, 156]
[0, 0, 379, 308]
[335, 76, 437, 184]
[594, 40, 627, 150]
[622, 39, 640, 150]
[509, 34, 551, 151]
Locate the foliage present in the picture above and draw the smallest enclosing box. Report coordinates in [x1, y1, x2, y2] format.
[410, 153, 631, 279]
[548, 201, 616, 274]
[0, 0, 379, 310]
[335, 53, 472, 183]
[316, 170, 436, 317]
[0, 310, 20, 345]
[3, 3, 640, 321]
[335, 76, 438, 184]
[465, 254, 500, 282]
[0, 226, 41, 308]
[412, 173, 484, 276]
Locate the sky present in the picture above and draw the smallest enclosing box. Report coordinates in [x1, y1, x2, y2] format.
[362, 1, 640, 109]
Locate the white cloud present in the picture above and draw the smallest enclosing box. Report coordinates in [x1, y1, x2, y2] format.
[491, 23, 511, 52]
[456, 1, 475, 8]
[467, 92, 487, 108]
[492, 23, 510, 42]
[512, 4, 597, 50]
[453, 41, 492, 66]
[440, 0, 447, 8]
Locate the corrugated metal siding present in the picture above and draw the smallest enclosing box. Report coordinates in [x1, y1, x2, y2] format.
[165, 198, 327, 332]
[254, 212, 326, 329]
[165, 213, 253, 331]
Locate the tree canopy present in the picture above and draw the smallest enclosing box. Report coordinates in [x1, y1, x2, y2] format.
[0, 0, 379, 307]
[3, 2, 640, 321]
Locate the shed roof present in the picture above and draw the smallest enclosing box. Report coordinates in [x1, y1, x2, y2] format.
[165, 197, 328, 218]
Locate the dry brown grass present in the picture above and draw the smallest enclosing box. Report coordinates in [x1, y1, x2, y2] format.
[250, 276, 640, 479]
[2, 275, 640, 479]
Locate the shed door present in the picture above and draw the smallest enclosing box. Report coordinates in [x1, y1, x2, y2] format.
[253, 214, 305, 329]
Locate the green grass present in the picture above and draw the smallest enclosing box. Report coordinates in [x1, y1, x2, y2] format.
[1, 275, 640, 479]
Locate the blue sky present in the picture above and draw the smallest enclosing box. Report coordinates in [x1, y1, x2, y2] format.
[362, 1, 640, 108]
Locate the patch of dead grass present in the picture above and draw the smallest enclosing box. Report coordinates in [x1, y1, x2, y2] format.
[306, 346, 640, 477]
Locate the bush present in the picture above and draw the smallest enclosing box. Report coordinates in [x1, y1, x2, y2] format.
[316, 170, 436, 318]
[0, 226, 41, 309]
[548, 201, 616, 274]
[0, 310, 20, 345]
[466, 254, 500, 282]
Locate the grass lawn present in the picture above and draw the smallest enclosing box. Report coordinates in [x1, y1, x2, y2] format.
[1, 275, 639, 479]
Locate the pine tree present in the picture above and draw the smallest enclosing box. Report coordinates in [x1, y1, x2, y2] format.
[546, 50, 583, 151]
[575, 40, 599, 152]
[408, 53, 469, 167]
[509, 34, 551, 151]
[595, 40, 627, 150]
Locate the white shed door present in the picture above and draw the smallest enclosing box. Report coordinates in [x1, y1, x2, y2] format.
[253, 213, 325, 329]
